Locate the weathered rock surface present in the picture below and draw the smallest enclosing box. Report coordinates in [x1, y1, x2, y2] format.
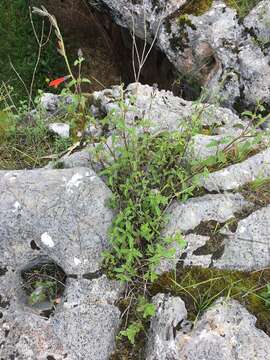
[0, 167, 113, 274]
[0, 167, 122, 359]
[146, 295, 270, 360]
[89, 0, 187, 40]
[244, 0, 270, 49]
[90, 0, 270, 109]
[164, 193, 251, 235]
[214, 205, 270, 271]
[201, 147, 270, 192]
[157, 193, 251, 274]
[145, 293, 187, 360]
[48, 122, 70, 138]
[0, 271, 122, 360]
[40, 92, 73, 115]
[92, 82, 246, 134]
[45, 148, 93, 170]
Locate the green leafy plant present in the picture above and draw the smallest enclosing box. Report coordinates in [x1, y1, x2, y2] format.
[99, 98, 203, 284]
[260, 284, 270, 308]
[32, 6, 92, 140]
[119, 321, 143, 345]
[137, 296, 156, 319]
[29, 279, 57, 305]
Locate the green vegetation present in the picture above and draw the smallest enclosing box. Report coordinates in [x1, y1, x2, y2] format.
[21, 262, 66, 308]
[2, 5, 270, 357]
[0, 84, 72, 170]
[151, 266, 270, 334]
[0, 111, 72, 170]
[180, 0, 260, 17]
[0, 0, 64, 105]
[99, 113, 202, 283]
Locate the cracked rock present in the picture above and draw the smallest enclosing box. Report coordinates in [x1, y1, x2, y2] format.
[201, 147, 270, 192]
[91, 0, 270, 109]
[145, 293, 187, 360]
[214, 205, 270, 271]
[156, 193, 251, 274]
[146, 295, 270, 360]
[92, 83, 246, 135]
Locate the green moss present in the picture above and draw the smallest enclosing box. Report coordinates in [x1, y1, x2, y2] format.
[177, 0, 259, 18]
[225, 0, 260, 17]
[150, 266, 270, 334]
[113, 265, 270, 359]
[179, 0, 213, 17]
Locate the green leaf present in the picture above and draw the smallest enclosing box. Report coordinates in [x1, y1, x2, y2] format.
[119, 322, 143, 344]
[137, 296, 156, 318]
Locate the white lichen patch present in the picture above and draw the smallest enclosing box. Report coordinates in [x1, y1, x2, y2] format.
[6, 173, 18, 181]
[41, 232, 55, 248]
[66, 173, 84, 194]
[238, 225, 246, 234]
[12, 201, 22, 213]
[74, 257, 82, 266]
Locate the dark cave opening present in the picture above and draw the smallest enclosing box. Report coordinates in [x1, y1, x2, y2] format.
[39, 0, 201, 100]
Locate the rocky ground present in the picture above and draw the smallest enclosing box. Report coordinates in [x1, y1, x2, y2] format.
[1, 0, 270, 359]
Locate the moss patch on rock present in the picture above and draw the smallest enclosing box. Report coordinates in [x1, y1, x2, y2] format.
[177, 0, 260, 18]
[151, 266, 270, 335]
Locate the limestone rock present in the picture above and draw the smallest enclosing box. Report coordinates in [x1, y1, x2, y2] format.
[89, 0, 187, 39]
[244, 0, 270, 49]
[92, 83, 245, 134]
[39, 92, 73, 115]
[0, 270, 122, 360]
[91, 0, 270, 109]
[0, 167, 114, 275]
[40, 92, 60, 113]
[146, 296, 270, 360]
[214, 205, 270, 271]
[201, 148, 270, 192]
[145, 293, 187, 360]
[45, 148, 93, 170]
[177, 298, 270, 360]
[48, 122, 70, 138]
[158, 0, 270, 109]
[0, 167, 123, 359]
[156, 193, 251, 274]
[163, 193, 251, 236]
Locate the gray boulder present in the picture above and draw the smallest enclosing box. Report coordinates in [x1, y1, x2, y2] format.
[0, 167, 122, 359]
[45, 148, 93, 170]
[156, 193, 251, 274]
[90, 0, 270, 109]
[48, 122, 70, 138]
[92, 83, 246, 134]
[244, 0, 270, 48]
[89, 0, 187, 39]
[145, 293, 187, 360]
[146, 295, 270, 360]
[214, 205, 270, 271]
[0, 271, 122, 360]
[177, 298, 270, 360]
[158, 0, 270, 109]
[0, 167, 113, 274]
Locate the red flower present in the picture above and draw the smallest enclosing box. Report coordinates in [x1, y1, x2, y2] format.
[49, 76, 67, 88]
